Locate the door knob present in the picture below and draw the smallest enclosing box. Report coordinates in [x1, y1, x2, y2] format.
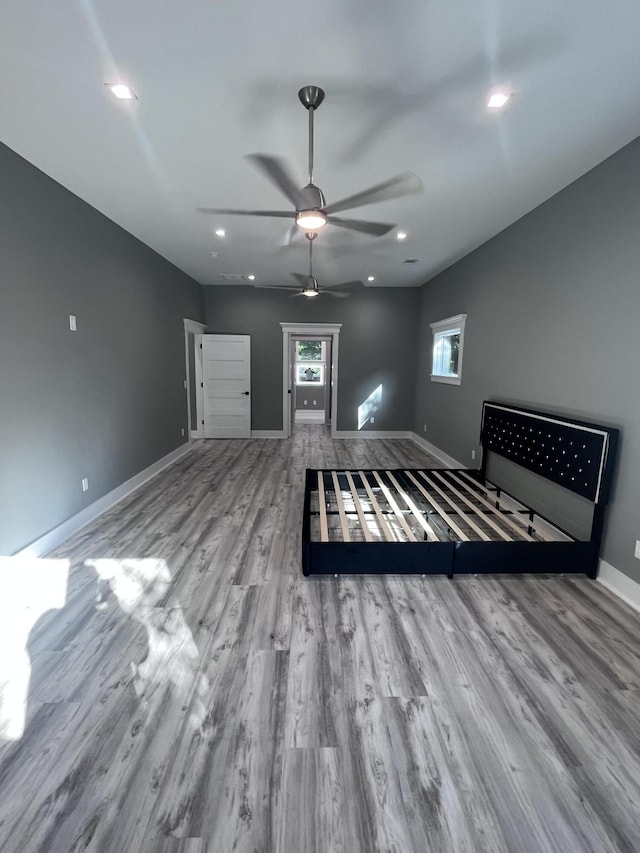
[243, 391, 250, 396]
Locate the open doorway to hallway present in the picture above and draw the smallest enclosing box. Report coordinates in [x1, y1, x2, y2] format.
[280, 322, 342, 439]
[291, 336, 332, 426]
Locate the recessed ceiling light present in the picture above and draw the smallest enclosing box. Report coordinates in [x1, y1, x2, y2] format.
[209, 252, 220, 259]
[396, 231, 408, 241]
[402, 259, 419, 265]
[247, 275, 256, 281]
[215, 228, 226, 237]
[106, 83, 137, 100]
[367, 276, 375, 282]
[487, 91, 510, 110]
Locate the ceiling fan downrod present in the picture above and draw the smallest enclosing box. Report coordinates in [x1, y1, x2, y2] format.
[298, 85, 325, 185]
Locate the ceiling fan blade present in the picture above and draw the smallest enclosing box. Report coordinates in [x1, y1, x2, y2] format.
[324, 172, 422, 215]
[245, 154, 305, 208]
[328, 216, 395, 237]
[321, 279, 364, 290]
[320, 290, 351, 299]
[277, 224, 300, 247]
[254, 284, 300, 291]
[197, 207, 294, 218]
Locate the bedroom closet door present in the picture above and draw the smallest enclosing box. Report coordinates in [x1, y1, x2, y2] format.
[199, 334, 251, 438]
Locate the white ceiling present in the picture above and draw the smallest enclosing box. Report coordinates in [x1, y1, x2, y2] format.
[2, 1, 640, 290]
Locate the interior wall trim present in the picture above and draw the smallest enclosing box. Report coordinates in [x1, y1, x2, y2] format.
[333, 430, 414, 440]
[409, 432, 466, 469]
[14, 442, 193, 558]
[597, 559, 640, 614]
[281, 322, 342, 440]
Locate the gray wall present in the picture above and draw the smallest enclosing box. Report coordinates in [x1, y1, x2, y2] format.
[414, 136, 640, 583]
[203, 285, 419, 432]
[0, 143, 204, 555]
[295, 385, 326, 411]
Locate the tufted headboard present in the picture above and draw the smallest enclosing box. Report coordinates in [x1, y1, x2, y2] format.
[480, 402, 619, 506]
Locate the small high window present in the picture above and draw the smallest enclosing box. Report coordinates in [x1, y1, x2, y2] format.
[295, 340, 326, 385]
[430, 314, 467, 385]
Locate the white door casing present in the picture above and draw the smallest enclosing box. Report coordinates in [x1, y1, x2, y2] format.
[280, 323, 341, 439]
[200, 334, 251, 438]
[184, 318, 206, 439]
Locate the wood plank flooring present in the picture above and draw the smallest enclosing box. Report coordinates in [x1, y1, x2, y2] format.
[1, 425, 640, 852]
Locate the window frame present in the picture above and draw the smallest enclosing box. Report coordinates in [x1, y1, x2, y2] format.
[429, 313, 467, 385]
[295, 340, 326, 362]
[295, 363, 325, 386]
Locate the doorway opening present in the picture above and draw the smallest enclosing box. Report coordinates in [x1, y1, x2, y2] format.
[292, 336, 331, 425]
[280, 323, 342, 439]
[184, 319, 206, 439]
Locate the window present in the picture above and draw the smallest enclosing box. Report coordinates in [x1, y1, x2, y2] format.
[295, 339, 326, 385]
[430, 314, 467, 385]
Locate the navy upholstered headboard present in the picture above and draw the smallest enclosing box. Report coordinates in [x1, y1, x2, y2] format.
[480, 402, 619, 505]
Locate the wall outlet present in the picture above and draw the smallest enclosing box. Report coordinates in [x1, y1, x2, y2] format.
[635, 540, 640, 560]
[69, 314, 77, 331]
[81, 477, 89, 492]
[313, 400, 316, 405]
[370, 416, 375, 424]
[423, 423, 427, 433]
[471, 449, 476, 461]
[304, 400, 308, 406]
[181, 428, 185, 437]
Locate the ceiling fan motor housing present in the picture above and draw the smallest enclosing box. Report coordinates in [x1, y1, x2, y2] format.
[300, 183, 326, 210]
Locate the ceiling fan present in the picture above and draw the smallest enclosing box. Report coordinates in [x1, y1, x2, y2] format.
[198, 85, 422, 240]
[254, 233, 361, 298]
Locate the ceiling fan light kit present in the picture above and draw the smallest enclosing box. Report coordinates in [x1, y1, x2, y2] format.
[296, 209, 327, 230]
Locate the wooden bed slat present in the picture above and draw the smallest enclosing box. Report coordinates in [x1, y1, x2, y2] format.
[317, 471, 329, 543]
[404, 471, 470, 542]
[431, 472, 514, 542]
[447, 471, 534, 541]
[345, 471, 374, 542]
[418, 472, 492, 542]
[331, 471, 351, 542]
[457, 472, 543, 541]
[385, 471, 440, 541]
[371, 471, 417, 542]
[357, 471, 394, 542]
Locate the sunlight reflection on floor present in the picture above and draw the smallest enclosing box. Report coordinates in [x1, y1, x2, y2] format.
[0, 557, 69, 740]
[86, 558, 210, 730]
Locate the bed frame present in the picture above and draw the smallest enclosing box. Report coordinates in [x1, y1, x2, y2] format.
[301, 402, 619, 578]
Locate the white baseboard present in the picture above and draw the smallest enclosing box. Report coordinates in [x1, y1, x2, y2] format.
[15, 442, 193, 558]
[251, 430, 286, 439]
[333, 430, 414, 439]
[295, 411, 325, 423]
[409, 432, 466, 469]
[597, 559, 640, 614]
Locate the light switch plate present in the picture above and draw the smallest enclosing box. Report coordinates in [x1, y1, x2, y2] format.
[69, 314, 77, 331]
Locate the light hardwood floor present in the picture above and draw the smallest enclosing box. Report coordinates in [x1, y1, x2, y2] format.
[1, 426, 640, 852]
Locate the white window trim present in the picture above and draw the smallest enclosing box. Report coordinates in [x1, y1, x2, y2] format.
[429, 313, 467, 386]
[295, 364, 325, 386]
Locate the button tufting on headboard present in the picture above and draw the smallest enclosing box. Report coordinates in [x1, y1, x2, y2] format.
[481, 403, 615, 503]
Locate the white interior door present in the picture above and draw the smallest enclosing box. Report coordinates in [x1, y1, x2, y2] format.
[200, 334, 251, 438]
